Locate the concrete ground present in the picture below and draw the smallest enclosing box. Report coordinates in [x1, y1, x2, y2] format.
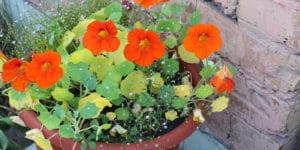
[25, 129, 228, 150]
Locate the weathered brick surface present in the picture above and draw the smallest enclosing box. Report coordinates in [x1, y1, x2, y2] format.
[188, 0, 300, 149]
[202, 113, 287, 150]
[237, 0, 300, 51]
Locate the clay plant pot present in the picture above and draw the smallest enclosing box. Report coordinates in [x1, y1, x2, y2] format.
[19, 62, 201, 150]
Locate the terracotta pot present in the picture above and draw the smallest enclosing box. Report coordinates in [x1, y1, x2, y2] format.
[19, 62, 201, 150]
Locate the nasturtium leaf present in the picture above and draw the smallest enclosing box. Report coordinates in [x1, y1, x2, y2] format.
[149, 73, 164, 93]
[137, 93, 156, 107]
[156, 19, 181, 32]
[102, 69, 122, 82]
[38, 111, 61, 130]
[89, 55, 113, 81]
[120, 71, 147, 99]
[57, 67, 71, 89]
[25, 129, 53, 150]
[53, 105, 65, 120]
[109, 12, 122, 23]
[172, 98, 188, 109]
[79, 102, 100, 119]
[171, 3, 184, 15]
[195, 84, 214, 99]
[174, 85, 191, 98]
[68, 49, 94, 64]
[178, 45, 199, 64]
[190, 12, 202, 25]
[107, 30, 128, 64]
[72, 19, 95, 39]
[162, 59, 179, 76]
[229, 66, 236, 74]
[211, 96, 229, 112]
[104, 2, 122, 16]
[158, 85, 175, 104]
[162, 4, 172, 16]
[115, 108, 130, 121]
[59, 123, 75, 138]
[81, 142, 87, 150]
[164, 34, 177, 49]
[106, 112, 116, 121]
[83, 75, 98, 91]
[114, 61, 135, 76]
[88, 141, 97, 149]
[51, 87, 74, 102]
[200, 65, 217, 80]
[110, 97, 124, 106]
[8, 90, 39, 110]
[34, 104, 48, 113]
[57, 45, 69, 63]
[87, 9, 107, 20]
[78, 93, 112, 118]
[134, 21, 144, 29]
[29, 84, 52, 100]
[67, 62, 91, 83]
[61, 31, 75, 48]
[96, 80, 121, 101]
[165, 110, 178, 121]
[109, 125, 128, 137]
[48, 31, 55, 46]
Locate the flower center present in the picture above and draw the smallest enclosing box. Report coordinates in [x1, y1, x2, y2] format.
[199, 33, 208, 42]
[19, 63, 26, 72]
[42, 62, 51, 72]
[139, 39, 150, 49]
[98, 30, 109, 38]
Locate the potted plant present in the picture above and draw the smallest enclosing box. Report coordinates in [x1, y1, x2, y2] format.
[0, 0, 235, 149]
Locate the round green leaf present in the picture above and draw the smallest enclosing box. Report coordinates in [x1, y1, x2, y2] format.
[115, 108, 130, 121]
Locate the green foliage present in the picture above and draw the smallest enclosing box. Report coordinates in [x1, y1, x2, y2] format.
[172, 98, 188, 109]
[79, 102, 100, 119]
[37, 104, 63, 130]
[96, 80, 121, 101]
[156, 19, 181, 32]
[67, 62, 91, 83]
[164, 34, 178, 49]
[137, 93, 156, 107]
[195, 84, 214, 99]
[89, 55, 113, 81]
[200, 64, 217, 80]
[115, 108, 130, 121]
[120, 71, 148, 99]
[190, 12, 202, 25]
[51, 87, 74, 102]
[162, 59, 179, 76]
[158, 85, 175, 104]
[59, 123, 75, 138]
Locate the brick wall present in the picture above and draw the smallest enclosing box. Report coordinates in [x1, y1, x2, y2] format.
[188, 0, 300, 149]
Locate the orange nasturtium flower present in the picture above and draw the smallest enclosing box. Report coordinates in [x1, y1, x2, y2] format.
[210, 66, 234, 94]
[2, 59, 31, 92]
[134, 0, 170, 9]
[124, 29, 165, 67]
[83, 20, 120, 55]
[183, 24, 222, 59]
[25, 51, 63, 89]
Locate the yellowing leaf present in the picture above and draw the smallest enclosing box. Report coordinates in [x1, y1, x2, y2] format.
[134, 21, 144, 29]
[35, 137, 53, 150]
[193, 108, 205, 123]
[165, 110, 178, 121]
[211, 96, 229, 112]
[72, 19, 95, 39]
[61, 31, 75, 48]
[174, 85, 191, 98]
[106, 112, 116, 121]
[149, 73, 164, 93]
[109, 125, 128, 137]
[10, 116, 26, 127]
[78, 93, 112, 118]
[51, 87, 74, 102]
[8, 90, 39, 110]
[178, 45, 199, 64]
[68, 49, 94, 64]
[25, 129, 53, 150]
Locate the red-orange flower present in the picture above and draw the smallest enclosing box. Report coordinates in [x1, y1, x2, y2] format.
[183, 24, 222, 59]
[124, 29, 165, 67]
[83, 20, 120, 55]
[210, 66, 234, 94]
[2, 58, 30, 92]
[134, 0, 169, 9]
[25, 50, 63, 89]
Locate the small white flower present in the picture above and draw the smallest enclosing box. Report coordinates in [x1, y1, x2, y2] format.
[193, 108, 205, 123]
